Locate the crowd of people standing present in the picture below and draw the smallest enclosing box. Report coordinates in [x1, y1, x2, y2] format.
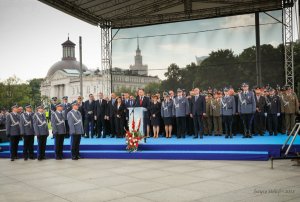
[1, 82, 299, 162]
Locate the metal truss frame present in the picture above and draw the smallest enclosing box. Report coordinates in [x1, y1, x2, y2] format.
[101, 22, 112, 96]
[283, 0, 295, 89]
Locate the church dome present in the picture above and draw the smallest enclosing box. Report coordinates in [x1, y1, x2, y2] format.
[46, 37, 89, 77]
[47, 60, 88, 77]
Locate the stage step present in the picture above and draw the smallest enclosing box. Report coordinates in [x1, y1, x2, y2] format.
[0, 150, 269, 160]
[0, 144, 282, 158]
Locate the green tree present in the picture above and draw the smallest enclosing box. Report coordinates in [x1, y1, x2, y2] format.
[161, 63, 182, 91]
[144, 82, 162, 94]
[28, 78, 43, 107]
[198, 49, 241, 89]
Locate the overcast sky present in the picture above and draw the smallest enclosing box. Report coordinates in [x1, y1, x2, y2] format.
[0, 0, 295, 81]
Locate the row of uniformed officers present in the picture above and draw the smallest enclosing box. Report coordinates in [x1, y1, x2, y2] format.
[57, 82, 298, 140]
[162, 83, 299, 138]
[6, 101, 83, 161]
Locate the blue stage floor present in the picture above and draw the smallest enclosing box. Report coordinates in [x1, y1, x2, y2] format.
[0, 134, 299, 161]
[1, 133, 299, 146]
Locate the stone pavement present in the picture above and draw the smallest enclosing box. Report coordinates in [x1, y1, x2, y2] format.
[0, 159, 299, 202]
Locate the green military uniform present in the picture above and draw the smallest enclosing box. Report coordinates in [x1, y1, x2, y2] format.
[210, 97, 222, 136]
[280, 92, 299, 134]
[203, 96, 212, 135]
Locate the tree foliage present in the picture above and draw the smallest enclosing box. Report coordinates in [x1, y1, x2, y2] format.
[159, 43, 295, 92]
[0, 76, 43, 109]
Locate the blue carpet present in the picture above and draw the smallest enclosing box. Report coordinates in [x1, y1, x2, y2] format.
[1, 133, 299, 146]
[0, 134, 299, 160]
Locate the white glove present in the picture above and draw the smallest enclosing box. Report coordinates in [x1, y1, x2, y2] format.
[264, 113, 267, 117]
[277, 113, 280, 117]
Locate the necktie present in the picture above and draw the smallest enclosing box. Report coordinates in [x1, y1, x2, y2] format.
[100, 99, 102, 105]
[139, 97, 143, 106]
[195, 96, 198, 101]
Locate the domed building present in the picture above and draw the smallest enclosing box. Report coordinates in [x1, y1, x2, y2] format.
[40, 37, 160, 101]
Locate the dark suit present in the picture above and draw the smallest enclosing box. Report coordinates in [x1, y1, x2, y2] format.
[78, 102, 85, 124]
[114, 103, 126, 138]
[106, 99, 116, 137]
[84, 100, 96, 138]
[95, 99, 107, 138]
[123, 99, 135, 131]
[134, 96, 150, 135]
[254, 95, 266, 135]
[190, 95, 206, 138]
[266, 95, 281, 135]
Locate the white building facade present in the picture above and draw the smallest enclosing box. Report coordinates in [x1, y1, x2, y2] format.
[40, 38, 159, 101]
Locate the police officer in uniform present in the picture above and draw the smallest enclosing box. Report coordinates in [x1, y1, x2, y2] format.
[62, 96, 71, 138]
[265, 88, 281, 136]
[161, 92, 174, 138]
[203, 93, 213, 136]
[172, 88, 190, 139]
[221, 88, 236, 138]
[20, 104, 35, 160]
[280, 85, 299, 135]
[33, 105, 49, 161]
[50, 97, 58, 139]
[67, 101, 84, 160]
[211, 92, 223, 136]
[190, 88, 206, 139]
[51, 103, 66, 160]
[238, 83, 256, 138]
[6, 104, 21, 161]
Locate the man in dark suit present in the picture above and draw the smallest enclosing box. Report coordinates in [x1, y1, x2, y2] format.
[106, 93, 117, 138]
[254, 87, 266, 136]
[190, 88, 206, 139]
[265, 88, 281, 136]
[134, 88, 150, 137]
[123, 93, 133, 131]
[84, 94, 96, 138]
[95, 92, 107, 138]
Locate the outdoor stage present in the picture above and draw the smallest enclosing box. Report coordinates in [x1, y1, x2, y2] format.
[1, 133, 300, 161]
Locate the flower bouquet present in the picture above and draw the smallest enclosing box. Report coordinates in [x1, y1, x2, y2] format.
[125, 115, 144, 152]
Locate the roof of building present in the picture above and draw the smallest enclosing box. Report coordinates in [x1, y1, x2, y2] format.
[47, 60, 88, 77]
[62, 38, 76, 46]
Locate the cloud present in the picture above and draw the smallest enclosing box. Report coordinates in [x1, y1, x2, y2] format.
[268, 41, 280, 47]
[221, 14, 255, 29]
[159, 43, 210, 56]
